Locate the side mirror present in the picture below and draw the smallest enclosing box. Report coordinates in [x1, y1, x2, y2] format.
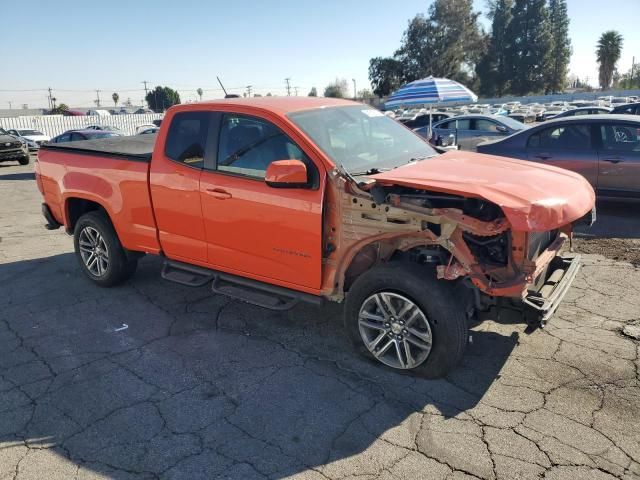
[265, 159, 308, 188]
[496, 125, 509, 133]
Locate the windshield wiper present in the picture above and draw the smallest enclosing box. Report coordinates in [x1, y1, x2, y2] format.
[409, 154, 436, 163]
[349, 167, 392, 176]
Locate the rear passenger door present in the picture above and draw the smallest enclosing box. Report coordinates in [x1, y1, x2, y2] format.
[596, 122, 640, 196]
[149, 111, 214, 263]
[199, 112, 324, 290]
[525, 123, 599, 187]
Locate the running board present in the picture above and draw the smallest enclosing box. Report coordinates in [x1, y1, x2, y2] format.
[161, 260, 322, 311]
[161, 260, 216, 287]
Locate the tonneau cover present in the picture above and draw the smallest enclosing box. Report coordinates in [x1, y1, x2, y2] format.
[40, 134, 156, 162]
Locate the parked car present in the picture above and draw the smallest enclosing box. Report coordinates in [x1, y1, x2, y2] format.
[6, 128, 51, 151]
[422, 114, 527, 150]
[135, 124, 157, 134]
[85, 125, 124, 134]
[549, 106, 613, 119]
[36, 97, 594, 378]
[0, 128, 30, 165]
[86, 109, 111, 116]
[508, 108, 537, 123]
[137, 127, 160, 135]
[49, 129, 121, 144]
[400, 112, 453, 129]
[477, 114, 640, 198]
[610, 102, 640, 116]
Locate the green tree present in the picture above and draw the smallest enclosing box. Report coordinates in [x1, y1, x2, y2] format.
[266, 92, 273, 96]
[324, 79, 348, 98]
[596, 30, 623, 90]
[308, 87, 318, 97]
[505, 0, 552, 95]
[545, 0, 571, 93]
[368, 57, 404, 97]
[476, 0, 513, 97]
[196, 88, 203, 101]
[112, 92, 119, 107]
[50, 103, 69, 115]
[358, 89, 374, 100]
[394, 0, 486, 84]
[145, 86, 181, 112]
[617, 65, 640, 89]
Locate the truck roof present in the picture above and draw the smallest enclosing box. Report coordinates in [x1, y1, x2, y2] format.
[183, 96, 358, 115]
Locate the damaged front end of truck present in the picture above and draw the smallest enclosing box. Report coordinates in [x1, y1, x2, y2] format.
[320, 153, 595, 328]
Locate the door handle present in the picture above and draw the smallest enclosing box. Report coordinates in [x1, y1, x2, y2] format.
[602, 157, 624, 164]
[534, 153, 551, 160]
[205, 188, 232, 199]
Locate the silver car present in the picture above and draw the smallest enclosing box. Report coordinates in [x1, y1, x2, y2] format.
[418, 115, 527, 151]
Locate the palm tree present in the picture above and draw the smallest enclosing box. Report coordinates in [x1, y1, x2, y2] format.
[112, 92, 120, 107]
[196, 88, 203, 101]
[596, 31, 623, 90]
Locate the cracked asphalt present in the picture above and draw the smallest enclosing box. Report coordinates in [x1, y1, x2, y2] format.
[1, 161, 639, 480]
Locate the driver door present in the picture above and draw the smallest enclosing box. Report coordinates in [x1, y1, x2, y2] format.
[199, 113, 324, 290]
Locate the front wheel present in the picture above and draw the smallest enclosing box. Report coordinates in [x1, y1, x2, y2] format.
[18, 155, 29, 165]
[73, 211, 137, 287]
[344, 263, 468, 378]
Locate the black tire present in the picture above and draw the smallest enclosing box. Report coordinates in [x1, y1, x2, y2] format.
[18, 155, 29, 165]
[344, 262, 468, 378]
[73, 211, 137, 287]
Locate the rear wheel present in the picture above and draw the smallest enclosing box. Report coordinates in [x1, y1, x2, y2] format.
[344, 263, 468, 378]
[73, 211, 137, 287]
[18, 155, 29, 165]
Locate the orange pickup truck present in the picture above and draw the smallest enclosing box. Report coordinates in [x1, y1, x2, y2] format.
[36, 97, 595, 377]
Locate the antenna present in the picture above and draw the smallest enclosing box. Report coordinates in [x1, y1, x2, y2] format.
[217, 76, 228, 96]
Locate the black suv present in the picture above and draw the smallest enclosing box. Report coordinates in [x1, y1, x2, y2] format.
[0, 128, 30, 165]
[611, 102, 640, 115]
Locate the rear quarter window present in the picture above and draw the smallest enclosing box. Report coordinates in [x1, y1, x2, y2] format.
[165, 112, 211, 168]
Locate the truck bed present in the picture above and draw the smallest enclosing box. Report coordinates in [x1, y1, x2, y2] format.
[40, 134, 156, 161]
[37, 135, 161, 254]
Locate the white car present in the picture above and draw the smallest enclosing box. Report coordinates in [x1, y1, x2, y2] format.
[7, 128, 51, 150]
[137, 127, 160, 135]
[135, 124, 157, 134]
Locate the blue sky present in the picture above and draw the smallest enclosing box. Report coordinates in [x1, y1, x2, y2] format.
[0, 0, 638, 108]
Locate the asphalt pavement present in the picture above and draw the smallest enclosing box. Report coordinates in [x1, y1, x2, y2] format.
[1, 160, 639, 480]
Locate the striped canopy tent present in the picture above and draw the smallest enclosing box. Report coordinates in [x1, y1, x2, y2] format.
[385, 76, 478, 109]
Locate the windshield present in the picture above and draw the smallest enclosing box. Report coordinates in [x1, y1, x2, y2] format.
[499, 117, 527, 130]
[90, 132, 118, 139]
[18, 129, 43, 136]
[0, 128, 7, 135]
[288, 105, 437, 175]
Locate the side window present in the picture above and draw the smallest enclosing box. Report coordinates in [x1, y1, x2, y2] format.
[56, 133, 71, 143]
[217, 114, 308, 180]
[456, 119, 471, 130]
[600, 124, 640, 152]
[70, 132, 85, 141]
[164, 111, 211, 168]
[528, 124, 591, 149]
[573, 110, 589, 116]
[474, 119, 499, 132]
[439, 121, 453, 129]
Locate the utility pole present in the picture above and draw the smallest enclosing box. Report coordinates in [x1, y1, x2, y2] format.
[95, 90, 101, 108]
[47, 87, 53, 110]
[352, 79, 356, 99]
[142, 80, 149, 105]
[631, 56, 635, 82]
[7, 101, 12, 110]
[285, 78, 291, 96]
[294, 86, 299, 96]
[246, 85, 252, 97]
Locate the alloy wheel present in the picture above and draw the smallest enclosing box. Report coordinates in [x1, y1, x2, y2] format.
[358, 292, 433, 369]
[78, 226, 109, 277]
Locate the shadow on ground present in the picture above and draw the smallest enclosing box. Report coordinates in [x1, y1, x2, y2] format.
[0, 172, 35, 181]
[575, 200, 640, 239]
[0, 253, 519, 479]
